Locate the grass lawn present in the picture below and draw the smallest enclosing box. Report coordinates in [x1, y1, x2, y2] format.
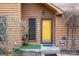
[21, 44, 41, 49]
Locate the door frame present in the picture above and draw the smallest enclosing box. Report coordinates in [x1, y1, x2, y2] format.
[41, 18, 53, 44]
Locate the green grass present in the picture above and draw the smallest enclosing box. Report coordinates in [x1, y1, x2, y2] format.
[21, 44, 41, 49]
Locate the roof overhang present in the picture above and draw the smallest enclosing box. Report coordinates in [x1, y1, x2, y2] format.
[44, 3, 63, 15]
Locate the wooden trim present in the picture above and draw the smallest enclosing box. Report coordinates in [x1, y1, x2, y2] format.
[53, 15, 56, 45]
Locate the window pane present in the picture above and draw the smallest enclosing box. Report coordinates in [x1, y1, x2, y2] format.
[29, 18, 36, 40]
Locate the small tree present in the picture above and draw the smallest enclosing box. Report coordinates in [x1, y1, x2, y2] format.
[22, 33, 29, 45]
[63, 7, 79, 51]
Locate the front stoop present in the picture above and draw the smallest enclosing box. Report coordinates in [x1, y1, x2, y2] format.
[20, 44, 60, 56]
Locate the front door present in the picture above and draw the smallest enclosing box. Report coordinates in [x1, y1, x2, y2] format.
[41, 18, 52, 44]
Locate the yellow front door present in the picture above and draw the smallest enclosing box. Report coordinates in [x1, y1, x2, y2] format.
[42, 19, 52, 43]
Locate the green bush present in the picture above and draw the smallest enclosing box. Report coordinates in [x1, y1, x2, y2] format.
[5, 49, 23, 56]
